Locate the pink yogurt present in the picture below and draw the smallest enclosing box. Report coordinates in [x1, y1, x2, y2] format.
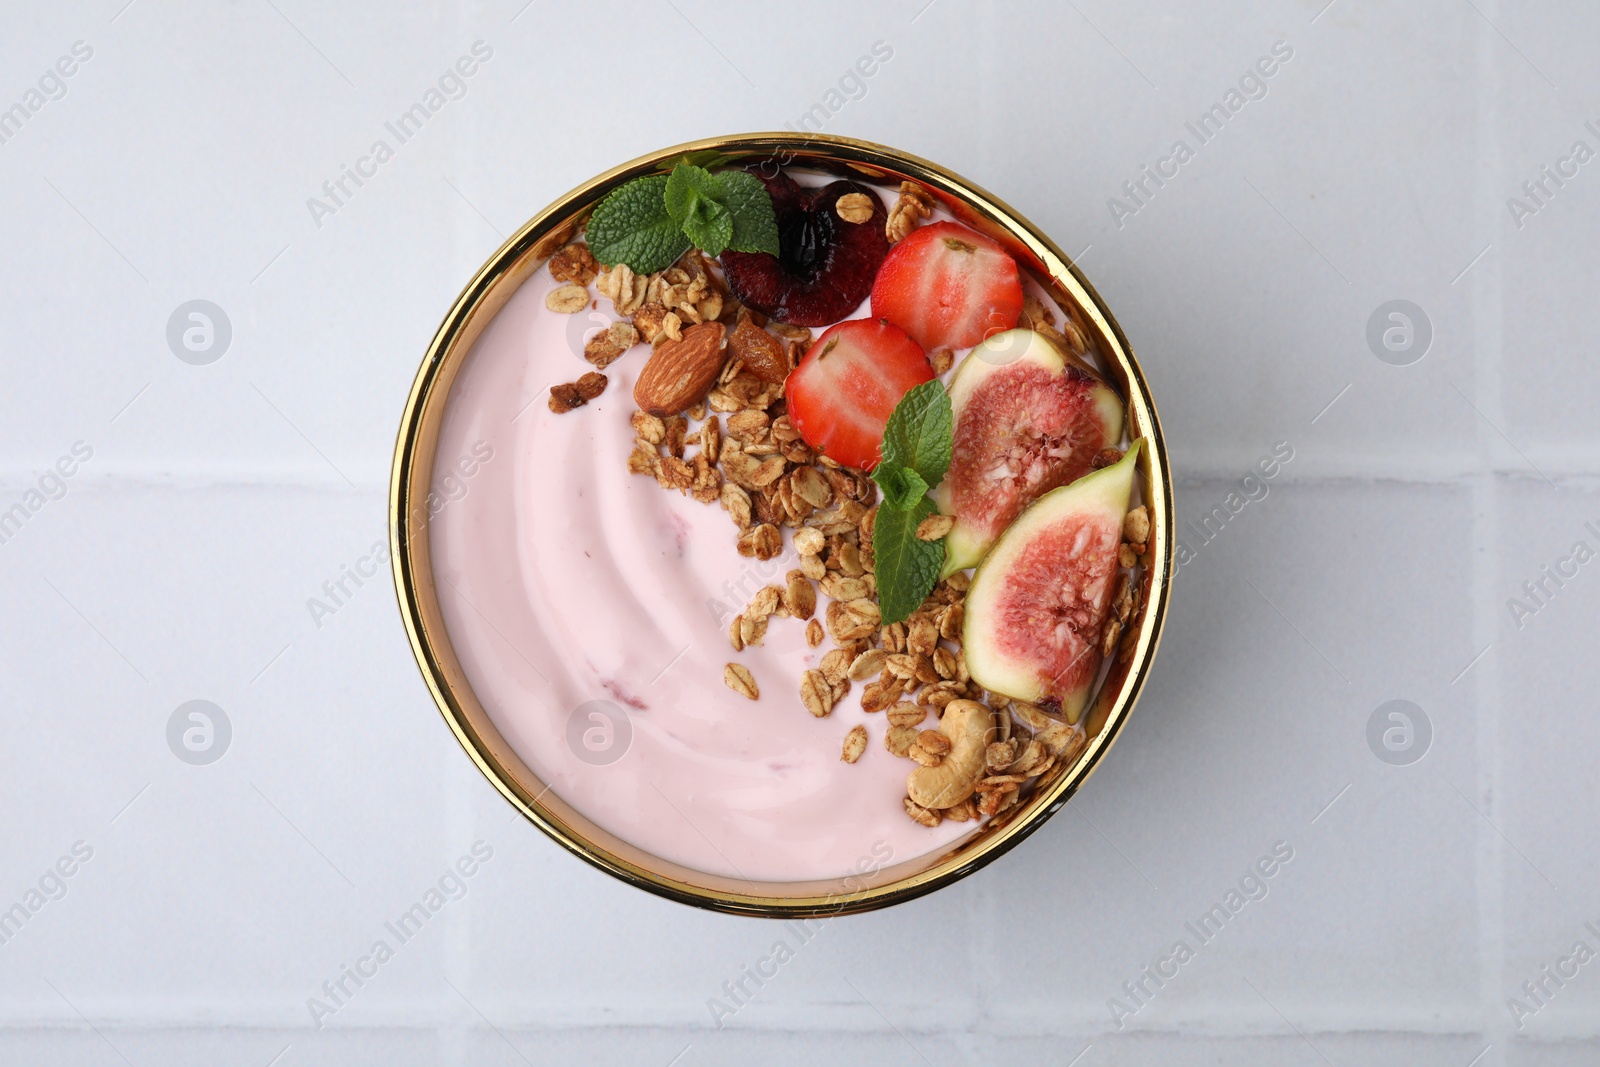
[428, 255, 984, 883]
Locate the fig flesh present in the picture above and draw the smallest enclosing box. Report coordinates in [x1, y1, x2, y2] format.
[962, 441, 1143, 722]
[935, 329, 1122, 574]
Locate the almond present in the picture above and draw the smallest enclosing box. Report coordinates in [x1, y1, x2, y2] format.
[633, 322, 727, 416]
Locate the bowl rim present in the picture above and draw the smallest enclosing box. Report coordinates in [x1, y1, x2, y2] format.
[390, 132, 1172, 918]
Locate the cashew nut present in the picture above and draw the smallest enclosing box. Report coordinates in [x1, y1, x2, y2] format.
[906, 699, 994, 809]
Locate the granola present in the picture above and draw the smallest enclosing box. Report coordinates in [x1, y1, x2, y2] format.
[549, 242, 599, 286]
[545, 283, 590, 314]
[547, 371, 607, 414]
[541, 174, 1140, 837]
[835, 192, 876, 224]
[724, 662, 759, 700]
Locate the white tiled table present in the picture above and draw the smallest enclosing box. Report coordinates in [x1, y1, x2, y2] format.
[2, 1, 1596, 1063]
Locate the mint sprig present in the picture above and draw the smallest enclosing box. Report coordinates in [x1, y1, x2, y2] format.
[874, 496, 943, 625]
[587, 163, 780, 272]
[872, 379, 955, 625]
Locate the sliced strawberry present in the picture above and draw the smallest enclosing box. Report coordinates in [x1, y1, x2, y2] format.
[870, 221, 1024, 351]
[785, 318, 933, 471]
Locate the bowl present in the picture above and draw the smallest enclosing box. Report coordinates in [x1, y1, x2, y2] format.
[390, 133, 1171, 917]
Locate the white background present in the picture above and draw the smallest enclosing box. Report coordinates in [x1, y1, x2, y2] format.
[1, 0, 1596, 1063]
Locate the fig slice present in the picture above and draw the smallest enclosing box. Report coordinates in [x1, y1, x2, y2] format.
[935, 328, 1123, 574]
[962, 441, 1143, 722]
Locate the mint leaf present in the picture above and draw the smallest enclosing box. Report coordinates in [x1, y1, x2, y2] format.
[873, 495, 944, 625]
[664, 164, 734, 254]
[676, 195, 735, 257]
[588, 164, 780, 271]
[872, 463, 928, 511]
[879, 379, 953, 486]
[714, 170, 781, 255]
[680, 198, 734, 256]
[585, 175, 690, 274]
[870, 380, 957, 623]
[663, 164, 718, 223]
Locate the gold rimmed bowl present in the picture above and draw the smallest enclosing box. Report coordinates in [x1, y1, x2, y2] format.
[390, 133, 1171, 917]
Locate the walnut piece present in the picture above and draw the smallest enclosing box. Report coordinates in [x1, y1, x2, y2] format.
[656, 455, 693, 492]
[886, 181, 935, 243]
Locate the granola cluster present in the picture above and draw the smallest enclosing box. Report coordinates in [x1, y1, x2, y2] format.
[547, 371, 608, 414]
[596, 256, 726, 335]
[1101, 505, 1150, 663]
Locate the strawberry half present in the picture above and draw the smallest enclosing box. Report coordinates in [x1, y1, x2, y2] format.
[870, 221, 1024, 351]
[785, 318, 934, 471]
